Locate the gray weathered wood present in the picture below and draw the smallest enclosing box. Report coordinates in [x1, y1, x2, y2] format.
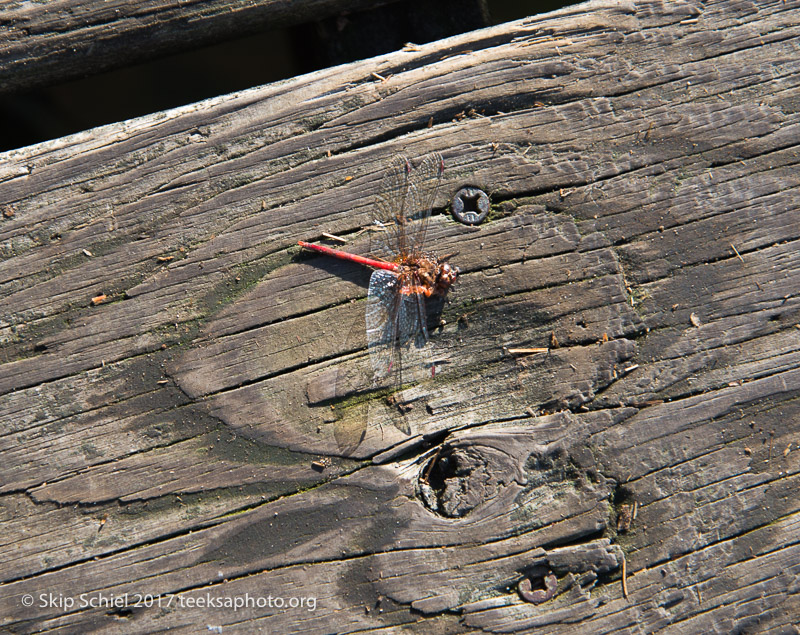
[1, 0, 799, 632]
[0, 0, 392, 93]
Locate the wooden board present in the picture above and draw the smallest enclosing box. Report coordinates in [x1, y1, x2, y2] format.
[0, 0, 393, 93]
[1, 0, 799, 631]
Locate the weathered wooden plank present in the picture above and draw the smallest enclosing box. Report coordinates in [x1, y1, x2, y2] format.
[0, 0, 394, 94]
[1, 0, 800, 631]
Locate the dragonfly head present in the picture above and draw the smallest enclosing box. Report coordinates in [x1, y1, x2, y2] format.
[435, 261, 459, 295]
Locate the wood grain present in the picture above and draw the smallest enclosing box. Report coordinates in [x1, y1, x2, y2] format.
[1, 0, 799, 631]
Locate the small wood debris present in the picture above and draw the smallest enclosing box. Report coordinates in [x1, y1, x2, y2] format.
[420, 445, 443, 484]
[82, 249, 93, 257]
[2, 205, 14, 218]
[457, 312, 472, 328]
[690, 312, 703, 327]
[91, 294, 108, 306]
[617, 502, 638, 533]
[311, 457, 332, 472]
[156, 255, 174, 262]
[549, 332, 559, 348]
[506, 347, 549, 355]
[452, 108, 477, 122]
[730, 243, 744, 262]
[637, 399, 664, 407]
[321, 232, 347, 243]
[622, 555, 629, 598]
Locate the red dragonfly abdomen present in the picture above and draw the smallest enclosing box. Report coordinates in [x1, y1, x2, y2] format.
[298, 241, 399, 272]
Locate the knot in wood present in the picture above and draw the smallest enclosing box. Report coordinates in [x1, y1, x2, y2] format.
[418, 444, 516, 517]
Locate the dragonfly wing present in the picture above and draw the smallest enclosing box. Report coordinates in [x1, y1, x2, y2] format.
[370, 153, 443, 260]
[329, 320, 371, 456]
[402, 152, 443, 257]
[392, 282, 433, 385]
[333, 398, 368, 455]
[371, 155, 409, 261]
[382, 293, 432, 436]
[366, 270, 430, 381]
[366, 270, 434, 436]
[365, 269, 402, 382]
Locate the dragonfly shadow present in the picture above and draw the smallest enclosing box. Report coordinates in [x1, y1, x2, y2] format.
[298, 252, 374, 290]
[424, 293, 449, 331]
[305, 313, 447, 457]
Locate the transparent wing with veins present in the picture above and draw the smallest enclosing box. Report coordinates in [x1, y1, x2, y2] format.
[365, 269, 433, 434]
[365, 269, 430, 378]
[370, 153, 444, 261]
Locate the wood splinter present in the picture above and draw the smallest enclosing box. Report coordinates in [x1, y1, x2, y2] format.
[506, 347, 549, 355]
[622, 555, 629, 599]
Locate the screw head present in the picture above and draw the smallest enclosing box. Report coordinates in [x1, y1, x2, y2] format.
[519, 572, 558, 604]
[451, 187, 490, 225]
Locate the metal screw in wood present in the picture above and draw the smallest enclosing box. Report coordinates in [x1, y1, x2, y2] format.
[451, 186, 490, 225]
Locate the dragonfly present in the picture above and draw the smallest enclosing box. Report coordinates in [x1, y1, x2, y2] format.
[299, 153, 458, 453]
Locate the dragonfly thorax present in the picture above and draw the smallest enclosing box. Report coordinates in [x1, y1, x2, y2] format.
[395, 254, 458, 298]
